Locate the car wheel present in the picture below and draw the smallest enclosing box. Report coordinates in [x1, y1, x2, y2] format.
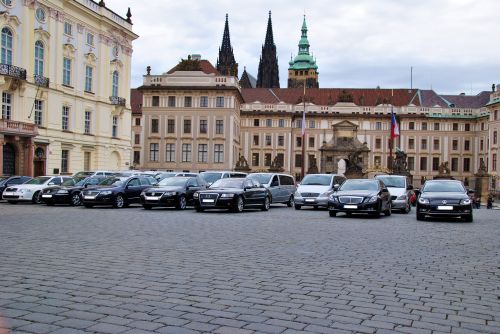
[143, 204, 153, 210]
[84, 204, 93, 208]
[416, 212, 425, 221]
[287, 195, 294, 207]
[32, 191, 42, 204]
[233, 196, 244, 213]
[176, 196, 187, 210]
[384, 202, 392, 216]
[261, 196, 270, 211]
[114, 194, 125, 208]
[294, 204, 301, 210]
[195, 206, 204, 212]
[71, 193, 82, 206]
[8, 200, 17, 204]
[463, 214, 473, 222]
[329, 210, 336, 217]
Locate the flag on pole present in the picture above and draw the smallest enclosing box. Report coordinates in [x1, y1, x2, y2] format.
[391, 106, 400, 139]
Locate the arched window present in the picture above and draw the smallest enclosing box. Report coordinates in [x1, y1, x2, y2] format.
[112, 71, 119, 97]
[34, 41, 44, 76]
[1, 27, 13, 65]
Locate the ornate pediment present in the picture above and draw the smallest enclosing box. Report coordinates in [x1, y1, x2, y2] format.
[0, 12, 21, 27]
[63, 43, 76, 58]
[110, 58, 123, 70]
[34, 28, 50, 43]
[84, 52, 97, 65]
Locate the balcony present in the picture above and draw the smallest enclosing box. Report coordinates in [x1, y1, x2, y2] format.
[0, 64, 27, 80]
[110, 96, 126, 106]
[34, 74, 49, 88]
[0, 119, 38, 137]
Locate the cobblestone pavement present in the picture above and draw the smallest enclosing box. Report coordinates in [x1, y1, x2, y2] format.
[0, 203, 499, 334]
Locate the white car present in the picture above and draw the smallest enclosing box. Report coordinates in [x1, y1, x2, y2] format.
[294, 174, 346, 209]
[2, 176, 73, 204]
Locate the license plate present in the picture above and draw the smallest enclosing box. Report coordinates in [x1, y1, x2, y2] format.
[437, 206, 453, 210]
[145, 196, 159, 201]
[3, 192, 14, 196]
[305, 199, 316, 202]
[84, 196, 95, 200]
[344, 205, 358, 209]
[202, 199, 215, 203]
[42, 194, 52, 198]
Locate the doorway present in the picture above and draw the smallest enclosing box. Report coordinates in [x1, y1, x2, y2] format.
[3, 143, 15, 175]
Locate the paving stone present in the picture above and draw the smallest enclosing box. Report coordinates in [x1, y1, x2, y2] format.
[87, 323, 130, 334]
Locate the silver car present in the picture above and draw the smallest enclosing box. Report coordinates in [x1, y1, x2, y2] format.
[248, 173, 296, 206]
[374, 174, 413, 213]
[294, 174, 346, 209]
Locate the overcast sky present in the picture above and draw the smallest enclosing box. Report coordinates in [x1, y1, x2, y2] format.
[106, 0, 499, 95]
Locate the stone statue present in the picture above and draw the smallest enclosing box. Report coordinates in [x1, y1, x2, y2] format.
[307, 156, 319, 174]
[438, 161, 451, 175]
[478, 159, 487, 174]
[235, 155, 249, 168]
[392, 148, 408, 173]
[270, 156, 282, 169]
[346, 149, 363, 172]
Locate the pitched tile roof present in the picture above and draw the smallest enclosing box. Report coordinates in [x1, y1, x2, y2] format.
[418, 90, 449, 108]
[439, 91, 491, 108]
[167, 60, 220, 75]
[130, 88, 143, 115]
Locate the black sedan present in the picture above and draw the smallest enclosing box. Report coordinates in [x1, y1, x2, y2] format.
[0, 176, 31, 198]
[81, 176, 156, 208]
[328, 179, 392, 217]
[41, 176, 107, 206]
[416, 180, 473, 222]
[194, 178, 271, 213]
[141, 176, 207, 210]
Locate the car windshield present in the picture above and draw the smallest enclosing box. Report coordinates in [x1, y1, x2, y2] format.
[248, 174, 272, 184]
[61, 178, 81, 186]
[25, 177, 51, 185]
[200, 172, 223, 184]
[99, 178, 124, 187]
[375, 176, 405, 188]
[301, 175, 332, 186]
[340, 180, 379, 191]
[155, 173, 176, 181]
[210, 178, 244, 189]
[73, 171, 93, 178]
[0, 177, 9, 185]
[158, 177, 188, 187]
[423, 182, 465, 193]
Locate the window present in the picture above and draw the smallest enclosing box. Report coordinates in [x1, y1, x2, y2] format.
[495, 110, 498, 121]
[167, 119, 175, 134]
[375, 138, 381, 149]
[133, 151, 140, 164]
[151, 119, 159, 133]
[111, 71, 119, 97]
[165, 144, 175, 162]
[85, 66, 93, 92]
[2, 92, 11, 119]
[463, 158, 470, 172]
[432, 157, 440, 171]
[149, 143, 159, 162]
[200, 96, 208, 107]
[276, 153, 284, 168]
[433, 139, 439, 150]
[152, 96, 160, 107]
[134, 134, 140, 145]
[295, 154, 303, 167]
[451, 158, 458, 172]
[408, 138, 415, 149]
[214, 144, 224, 163]
[216, 120, 224, 134]
[61, 150, 69, 173]
[375, 122, 382, 130]
[34, 41, 44, 76]
[309, 137, 315, 148]
[183, 119, 191, 133]
[309, 120, 315, 129]
[216, 96, 224, 108]
[494, 131, 498, 145]
[84, 111, 91, 134]
[252, 153, 260, 166]
[374, 156, 381, 166]
[135, 118, 141, 126]
[264, 153, 272, 167]
[421, 139, 427, 150]
[168, 96, 176, 107]
[198, 144, 208, 163]
[86, 32, 94, 46]
[266, 119, 272, 127]
[182, 144, 191, 162]
[480, 140, 484, 151]
[465, 123, 470, 131]
[409, 122, 415, 130]
[296, 119, 302, 129]
[278, 119, 285, 128]
[64, 22, 72, 36]
[199, 119, 207, 134]
[112, 116, 118, 137]
[63, 58, 71, 86]
[1, 27, 13, 65]
[62, 106, 69, 130]
[35, 8, 46, 22]
[184, 96, 192, 107]
[34, 99, 43, 126]
[254, 119, 259, 127]
[464, 140, 470, 151]
[453, 123, 458, 131]
[422, 122, 427, 130]
[420, 157, 427, 171]
[84, 152, 91, 171]
[493, 154, 497, 171]
[296, 137, 302, 147]
[433, 123, 440, 131]
[408, 156, 415, 171]
[481, 123, 485, 131]
[278, 135, 284, 146]
[265, 135, 272, 146]
[452, 140, 458, 150]
[253, 135, 259, 146]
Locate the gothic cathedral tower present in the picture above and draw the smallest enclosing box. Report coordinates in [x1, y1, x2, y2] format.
[257, 11, 280, 88]
[288, 16, 319, 88]
[216, 14, 238, 77]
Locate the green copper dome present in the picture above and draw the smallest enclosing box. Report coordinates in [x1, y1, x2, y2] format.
[288, 15, 318, 71]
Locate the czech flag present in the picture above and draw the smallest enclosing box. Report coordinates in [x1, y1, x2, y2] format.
[391, 107, 400, 140]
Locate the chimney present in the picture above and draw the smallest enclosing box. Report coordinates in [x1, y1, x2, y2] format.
[459, 92, 465, 96]
[191, 54, 202, 61]
[493, 83, 496, 92]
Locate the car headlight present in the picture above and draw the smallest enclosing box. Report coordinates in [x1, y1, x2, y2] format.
[396, 194, 407, 200]
[367, 195, 379, 203]
[294, 191, 302, 197]
[319, 192, 330, 198]
[193, 192, 199, 198]
[220, 193, 235, 198]
[418, 197, 430, 204]
[329, 195, 339, 202]
[100, 191, 112, 196]
[164, 192, 176, 197]
[460, 198, 471, 205]
[20, 189, 29, 193]
[57, 190, 69, 194]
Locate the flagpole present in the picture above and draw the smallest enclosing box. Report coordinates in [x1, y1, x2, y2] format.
[301, 81, 306, 180]
[390, 90, 393, 172]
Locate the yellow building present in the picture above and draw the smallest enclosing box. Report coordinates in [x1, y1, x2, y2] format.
[486, 84, 500, 192]
[0, 0, 137, 176]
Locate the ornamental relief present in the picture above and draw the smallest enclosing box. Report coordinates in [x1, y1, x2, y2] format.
[62, 43, 76, 59]
[84, 52, 97, 66]
[0, 12, 21, 27]
[23, 0, 36, 9]
[34, 27, 50, 43]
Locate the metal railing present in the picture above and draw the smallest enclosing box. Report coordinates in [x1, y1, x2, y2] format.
[34, 74, 49, 87]
[110, 96, 126, 106]
[0, 63, 27, 80]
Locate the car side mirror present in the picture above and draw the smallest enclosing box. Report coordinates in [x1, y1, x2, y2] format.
[407, 184, 414, 190]
[382, 188, 389, 193]
[467, 189, 474, 194]
[333, 184, 340, 191]
[84, 184, 89, 188]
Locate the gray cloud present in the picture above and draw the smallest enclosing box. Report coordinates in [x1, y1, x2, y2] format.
[107, 0, 499, 94]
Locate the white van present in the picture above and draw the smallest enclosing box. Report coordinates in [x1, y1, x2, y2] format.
[199, 171, 247, 186]
[248, 173, 296, 206]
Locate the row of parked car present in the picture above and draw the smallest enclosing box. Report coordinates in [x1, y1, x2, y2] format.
[0, 170, 473, 221]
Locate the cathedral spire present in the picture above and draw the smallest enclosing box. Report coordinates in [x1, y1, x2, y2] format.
[216, 14, 238, 77]
[257, 11, 280, 88]
[288, 15, 319, 88]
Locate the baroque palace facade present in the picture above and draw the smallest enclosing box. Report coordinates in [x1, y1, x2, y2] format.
[0, 0, 137, 176]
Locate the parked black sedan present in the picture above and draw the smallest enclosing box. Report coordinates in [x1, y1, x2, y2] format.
[41, 176, 107, 206]
[328, 179, 392, 217]
[0, 176, 32, 198]
[194, 178, 271, 213]
[141, 176, 207, 210]
[416, 180, 473, 222]
[81, 175, 156, 208]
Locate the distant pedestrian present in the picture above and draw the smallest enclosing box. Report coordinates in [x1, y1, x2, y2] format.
[474, 196, 481, 209]
[487, 194, 494, 209]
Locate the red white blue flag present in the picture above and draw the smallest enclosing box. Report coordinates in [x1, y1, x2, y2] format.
[391, 106, 400, 139]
